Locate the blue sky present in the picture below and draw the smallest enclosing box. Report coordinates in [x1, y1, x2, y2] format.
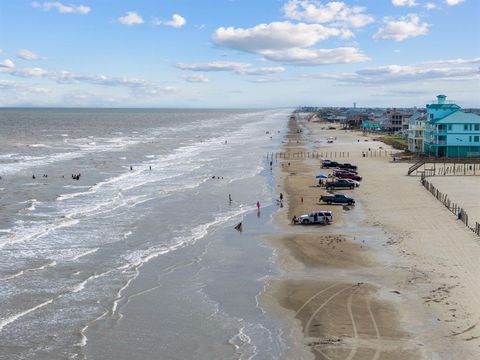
[0, 0, 479, 107]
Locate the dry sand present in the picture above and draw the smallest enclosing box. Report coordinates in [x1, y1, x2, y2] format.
[262, 115, 480, 359]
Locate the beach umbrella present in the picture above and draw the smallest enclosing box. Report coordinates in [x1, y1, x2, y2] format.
[316, 174, 328, 179]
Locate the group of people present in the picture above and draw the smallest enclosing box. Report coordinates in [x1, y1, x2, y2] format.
[72, 173, 81, 180]
[32, 174, 49, 179]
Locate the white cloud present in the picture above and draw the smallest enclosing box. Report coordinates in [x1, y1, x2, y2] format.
[392, 0, 418, 7]
[425, 2, 437, 9]
[181, 74, 209, 83]
[261, 47, 369, 65]
[17, 49, 41, 60]
[1, 64, 178, 98]
[0, 79, 50, 94]
[422, 57, 480, 65]
[313, 64, 479, 84]
[176, 61, 285, 76]
[445, 0, 464, 5]
[152, 14, 186, 28]
[355, 65, 478, 82]
[373, 14, 429, 41]
[10, 67, 48, 77]
[0, 59, 16, 68]
[213, 21, 353, 53]
[118, 11, 144, 26]
[32, 1, 90, 14]
[165, 14, 186, 28]
[282, 1, 374, 28]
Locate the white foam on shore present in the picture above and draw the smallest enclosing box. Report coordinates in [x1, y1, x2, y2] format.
[71, 269, 113, 293]
[0, 260, 57, 281]
[0, 299, 53, 332]
[70, 248, 99, 261]
[25, 199, 39, 211]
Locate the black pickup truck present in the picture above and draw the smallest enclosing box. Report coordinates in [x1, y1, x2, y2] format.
[325, 179, 355, 190]
[337, 163, 358, 171]
[319, 194, 355, 205]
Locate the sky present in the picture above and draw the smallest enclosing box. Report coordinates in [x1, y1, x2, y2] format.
[0, 0, 479, 108]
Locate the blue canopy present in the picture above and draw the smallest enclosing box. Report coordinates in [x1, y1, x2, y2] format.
[316, 174, 328, 179]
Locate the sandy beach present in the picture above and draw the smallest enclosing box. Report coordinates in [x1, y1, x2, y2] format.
[263, 115, 480, 359]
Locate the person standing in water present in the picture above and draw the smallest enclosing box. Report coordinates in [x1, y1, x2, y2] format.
[256, 201, 260, 210]
[229, 194, 232, 203]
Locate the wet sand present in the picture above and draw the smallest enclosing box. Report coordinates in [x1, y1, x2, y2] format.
[262, 115, 480, 359]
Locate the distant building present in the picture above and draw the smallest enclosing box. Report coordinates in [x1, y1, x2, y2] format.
[423, 95, 480, 157]
[382, 109, 412, 133]
[346, 113, 369, 129]
[407, 109, 427, 153]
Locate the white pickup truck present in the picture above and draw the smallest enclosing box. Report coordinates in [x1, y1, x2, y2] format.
[298, 210, 334, 225]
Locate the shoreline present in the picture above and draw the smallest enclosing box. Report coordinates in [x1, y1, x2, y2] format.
[261, 114, 480, 359]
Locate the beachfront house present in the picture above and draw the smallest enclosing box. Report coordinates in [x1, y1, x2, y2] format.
[423, 95, 480, 158]
[407, 110, 427, 153]
[382, 109, 412, 134]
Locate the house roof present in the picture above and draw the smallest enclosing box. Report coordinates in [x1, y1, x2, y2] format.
[427, 104, 460, 110]
[436, 110, 480, 124]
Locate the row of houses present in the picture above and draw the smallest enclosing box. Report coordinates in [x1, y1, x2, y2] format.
[409, 95, 480, 158]
[299, 95, 480, 158]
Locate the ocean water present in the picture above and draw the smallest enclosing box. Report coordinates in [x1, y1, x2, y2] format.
[0, 108, 290, 360]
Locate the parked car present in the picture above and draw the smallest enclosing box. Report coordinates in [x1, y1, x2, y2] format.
[336, 172, 362, 181]
[321, 160, 339, 168]
[338, 163, 358, 171]
[344, 179, 360, 187]
[333, 168, 358, 176]
[298, 210, 334, 225]
[325, 179, 355, 190]
[319, 194, 355, 205]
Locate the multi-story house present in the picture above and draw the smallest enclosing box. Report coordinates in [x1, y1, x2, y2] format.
[407, 110, 427, 153]
[382, 109, 412, 133]
[423, 95, 480, 158]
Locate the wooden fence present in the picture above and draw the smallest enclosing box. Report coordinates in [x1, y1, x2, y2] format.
[266, 150, 397, 160]
[267, 151, 350, 159]
[423, 163, 480, 177]
[420, 175, 480, 236]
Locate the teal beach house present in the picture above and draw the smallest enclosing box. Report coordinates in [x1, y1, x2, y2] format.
[424, 95, 480, 158]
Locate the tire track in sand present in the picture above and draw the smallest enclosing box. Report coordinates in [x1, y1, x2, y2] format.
[345, 285, 363, 360]
[304, 285, 353, 338]
[295, 283, 340, 317]
[366, 297, 381, 360]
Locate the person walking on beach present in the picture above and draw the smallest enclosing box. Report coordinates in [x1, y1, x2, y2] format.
[229, 194, 232, 203]
[256, 201, 260, 210]
[279, 193, 283, 202]
[234, 221, 242, 232]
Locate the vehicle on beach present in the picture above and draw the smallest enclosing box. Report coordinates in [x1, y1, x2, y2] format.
[337, 163, 358, 171]
[336, 172, 362, 181]
[325, 179, 355, 190]
[321, 160, 339, 168]
[344, 179, 360, 187]
[333, 168, 358, 176]
[327, 137, 334, 143]
[298, 210, 333, 225]
[320, 194, 355, 205]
